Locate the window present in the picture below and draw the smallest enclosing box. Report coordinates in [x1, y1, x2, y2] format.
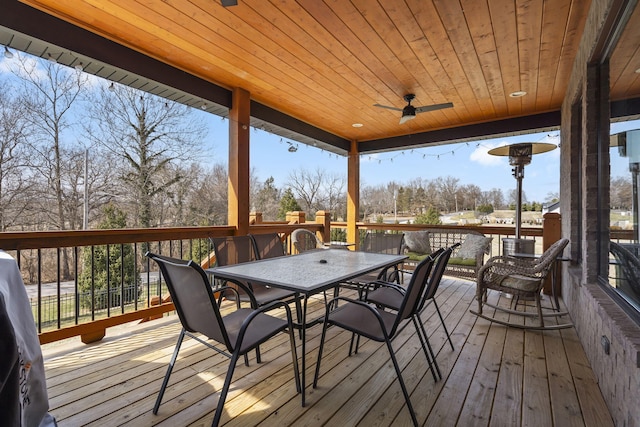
[608, 124, 640, 312]
[599, 2, 640, 320]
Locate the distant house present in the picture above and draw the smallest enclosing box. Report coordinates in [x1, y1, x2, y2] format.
[542, 201, 560, 214]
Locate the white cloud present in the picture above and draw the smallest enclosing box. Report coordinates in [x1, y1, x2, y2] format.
[469, 142, 506, 166]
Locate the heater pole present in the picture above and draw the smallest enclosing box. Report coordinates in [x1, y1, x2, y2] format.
[514, 164, 524, 239]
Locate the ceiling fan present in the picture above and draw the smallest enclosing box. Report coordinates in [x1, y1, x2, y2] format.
[374, 94, 453, 124]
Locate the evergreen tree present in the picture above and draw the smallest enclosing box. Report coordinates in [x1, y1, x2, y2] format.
[414, 206, 441, 225]
[78, 204, 139, 310]
[277, 188, 301, 220]
[476, 203, 494, 215]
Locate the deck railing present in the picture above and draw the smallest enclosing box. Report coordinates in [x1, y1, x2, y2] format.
[0, 213, 572, 345]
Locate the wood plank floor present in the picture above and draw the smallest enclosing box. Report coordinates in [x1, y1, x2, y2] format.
[41, 278, 614, 426]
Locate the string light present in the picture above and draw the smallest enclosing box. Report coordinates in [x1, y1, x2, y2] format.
[358, 138, 542, 165]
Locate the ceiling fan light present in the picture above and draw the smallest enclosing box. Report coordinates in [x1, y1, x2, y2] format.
[399, 113, 416, 124]
[400, 105, 416, 124]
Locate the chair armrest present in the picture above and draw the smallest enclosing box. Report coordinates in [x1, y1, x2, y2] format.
[234, 299, 296, 346]
[212, 276, 259, 308]
[478, 255, 542, 280]
[325, 296, 388, 328]
[360, 280, 406, 301]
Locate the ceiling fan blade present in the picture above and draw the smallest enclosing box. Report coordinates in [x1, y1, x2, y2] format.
[374, 103, 403, 112]
[415, 102, 454, 113]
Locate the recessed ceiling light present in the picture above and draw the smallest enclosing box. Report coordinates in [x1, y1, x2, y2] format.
[509, 91, 527, 98]
[352, 123, 363, 128]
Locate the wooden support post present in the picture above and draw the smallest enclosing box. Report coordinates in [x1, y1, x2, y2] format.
[347, 140, 359, 250]
[228, 87, 251, 236]
[542, 212, 562, 295]
[316, 210, 331, 243]
[287, 211, 305, 224]
[250, 212, 263, 224]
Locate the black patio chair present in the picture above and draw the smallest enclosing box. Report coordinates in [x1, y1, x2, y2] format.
[210, 236, 300, 309]
[249, 232, 303, 326]
[313, 253, 442, 427]
[249, 232, 287, 260]
[361, 247, 446, 381]
[350, 232, 405, 285]
[146, 252, 300, 427]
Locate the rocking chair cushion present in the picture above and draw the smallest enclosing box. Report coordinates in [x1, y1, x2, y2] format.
[498, 274, 541, 292]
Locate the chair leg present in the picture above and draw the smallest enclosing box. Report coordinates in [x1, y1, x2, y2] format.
[412, 316, 439, 382]
[415, 316, 442, 381]
[313, 319, 330, 388]
[153, 328, 185, 414]
[384, 339, 419, 427]
[433, 299, 454, 351]
[212, 352, 241, 427]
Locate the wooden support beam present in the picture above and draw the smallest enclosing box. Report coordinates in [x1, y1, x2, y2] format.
[347, 140, 360, 250]
[228, 87, 251, 235]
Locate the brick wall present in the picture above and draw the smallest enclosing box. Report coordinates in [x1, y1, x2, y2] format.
[561, 0, 640, 424]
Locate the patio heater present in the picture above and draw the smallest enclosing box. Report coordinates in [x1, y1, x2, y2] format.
[488, 142, 556, 256]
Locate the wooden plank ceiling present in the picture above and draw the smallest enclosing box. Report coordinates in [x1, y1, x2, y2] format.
[9, 0, 637, 152]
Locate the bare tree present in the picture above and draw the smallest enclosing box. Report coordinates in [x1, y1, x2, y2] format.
[459, 184, 482, 211]
[177, 162, 229, 226]
[508, 188, 528, 208]
[0, 88, 36, 230]
[435, 176, 460, 213]
[12, 54, 88, 230]
[54, 146, 121, 230]
[84, 84, 207, 227]
[10, 54, 88, 278]
[611, 176, 632, 210]
[287, 168, 346, 219]
[321, 172, 346, 220]
[253, 176, 281, 220]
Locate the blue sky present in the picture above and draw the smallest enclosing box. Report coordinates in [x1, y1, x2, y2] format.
[197, 111, 562, 203]
[199, 114, 640, 204]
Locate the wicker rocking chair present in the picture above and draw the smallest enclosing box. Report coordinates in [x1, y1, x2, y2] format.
[470, 238, 572, 330]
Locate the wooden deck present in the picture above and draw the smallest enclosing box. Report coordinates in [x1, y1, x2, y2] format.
[42, 278, 614, 426]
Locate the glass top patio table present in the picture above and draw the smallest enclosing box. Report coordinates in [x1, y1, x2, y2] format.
[207, 248, 407, 406]
[208, 248, 406, 295]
